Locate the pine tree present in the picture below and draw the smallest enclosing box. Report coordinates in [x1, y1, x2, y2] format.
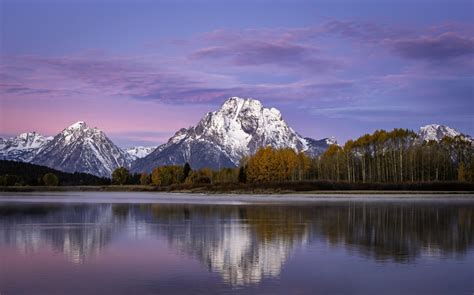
[112, 167, 130, 185]
[238, 166, 247, 183]
[43, 173, 59, 186]
[183, 162, 191, 181]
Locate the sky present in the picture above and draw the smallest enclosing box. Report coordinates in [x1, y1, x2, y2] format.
[1, 0, 473, 147]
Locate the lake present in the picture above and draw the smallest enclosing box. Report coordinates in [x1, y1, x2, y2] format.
[0, 192, 473, 294]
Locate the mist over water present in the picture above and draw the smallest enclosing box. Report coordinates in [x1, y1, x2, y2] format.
[0, 193, 473, 294]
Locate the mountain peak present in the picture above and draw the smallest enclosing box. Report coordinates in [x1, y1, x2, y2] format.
[222, 96, 259, 106]
[215, 97, 283, 129]
[67, 121, 88, 130]
[0, 132, 51, 162]
[17, 132, 43, 142]
[219, 97, 264, 118]
[196, 96, 304, 162]
[325, 136, 338, 145]
[418, 124, 463, 142]
[18, 131, 36, 138]
[126, 146, 157, 160]
[33, 122, 131, 177]
[421, 123, 441, 129]
[132, 96, 333, 172]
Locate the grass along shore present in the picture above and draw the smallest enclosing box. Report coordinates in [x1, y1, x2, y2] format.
[0, 181, 473, 194]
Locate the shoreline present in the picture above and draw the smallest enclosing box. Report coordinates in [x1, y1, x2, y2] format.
[0, 185, 473, 196]
[1, 191, 473, 205]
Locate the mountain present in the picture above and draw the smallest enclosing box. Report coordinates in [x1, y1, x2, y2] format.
[132, 97, 336, 172]
[125, 146, 156, 160]
[418, 124, 471, 142]
[32, 121, 132, 177]
[0, 132, 52, 162]
[304, 136, 338, 157]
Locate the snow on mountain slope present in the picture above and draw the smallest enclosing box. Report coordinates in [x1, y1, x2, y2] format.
[418, 124, 471, 142]
[0, 132, 52, 162]
[126, 146, 156, 160]
[325, 136, 338, 145]
[133, 97, 336, 172]
[32, 121, 132, 177]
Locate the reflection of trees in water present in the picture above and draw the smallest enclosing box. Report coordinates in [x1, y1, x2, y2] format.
[0, 201, 473, 281]
[131, 202, 474, 271]
[135, 205, 308, 286]
[308, 202, 474, 262]
[0, 204, 114, 263]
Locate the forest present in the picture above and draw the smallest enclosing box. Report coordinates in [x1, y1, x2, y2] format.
[1, 128, 472, 190]
[0, 160, 110, 186]
[301, 128, 473, 183]
[112, 128, 473, 189]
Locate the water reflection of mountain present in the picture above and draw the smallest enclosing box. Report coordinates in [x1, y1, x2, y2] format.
[0, 204, 114, 263]
[121, 202, 474, 284]
[133, 205, 309, 286]
[0, 200, 473, 284]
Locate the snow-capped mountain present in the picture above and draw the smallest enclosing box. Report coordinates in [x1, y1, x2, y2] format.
[125, 146, 156, 160]
[32, 121, 132, 177]
[418, 124, 471, 142]
[132, 97, 336, 172]
[0, 132, 52, 162]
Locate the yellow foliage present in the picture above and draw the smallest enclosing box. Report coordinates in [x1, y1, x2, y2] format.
[246, 146, 307, 183]
[151, 166, 184, 186]
[186, 168, 213, 184]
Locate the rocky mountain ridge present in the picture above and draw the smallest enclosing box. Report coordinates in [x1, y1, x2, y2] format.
[125, 146, 157, 160]
[0, 132, 52, 162]
[418, 124, 471, 142]
[2, 99, 470, 177]
[132, 97, 336, 172]
[32, 121, 132, 177]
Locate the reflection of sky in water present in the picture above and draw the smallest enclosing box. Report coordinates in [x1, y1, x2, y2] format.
[0, 197, 474, 294]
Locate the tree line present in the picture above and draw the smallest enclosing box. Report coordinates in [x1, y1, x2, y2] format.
[112, 128, 473, 186]
[0, 160, 110, 186]
[313, 129, 473, 183]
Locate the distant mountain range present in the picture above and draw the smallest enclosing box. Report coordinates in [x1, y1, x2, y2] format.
[0, 97, 471, 177]
[0, 132, 53, 162]
[31, 121, 132, 177]
[418, 124, 471, 142]
[125, 146, 157, 160]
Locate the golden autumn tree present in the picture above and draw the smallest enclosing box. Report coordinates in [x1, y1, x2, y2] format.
[151, 166, 184, 186]
[247, 146, 272, 183]
[246, 147, 302, 183]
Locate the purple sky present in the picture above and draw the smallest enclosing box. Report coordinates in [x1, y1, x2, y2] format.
[1, 0, 473, 147]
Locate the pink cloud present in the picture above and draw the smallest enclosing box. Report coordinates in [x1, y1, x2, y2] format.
[1, 19, 473, 143]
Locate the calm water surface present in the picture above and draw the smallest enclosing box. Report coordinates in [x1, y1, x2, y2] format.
[0, 192, 473, 294]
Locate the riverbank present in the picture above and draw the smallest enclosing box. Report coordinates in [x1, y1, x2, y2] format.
[0, 180, 473, 194]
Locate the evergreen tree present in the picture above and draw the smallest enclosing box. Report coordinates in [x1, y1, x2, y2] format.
[112, 167, 130, 185]
[458, 162, 466, 182]
[128, 173, 141, 185]
[183, 162, 191, 181]
[238, 166, 247, 183]
[0, 160, 110, 186]
[0, 175, 7, 186]
[5, 175, 19, 186]
[43, 173, 59, 186]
